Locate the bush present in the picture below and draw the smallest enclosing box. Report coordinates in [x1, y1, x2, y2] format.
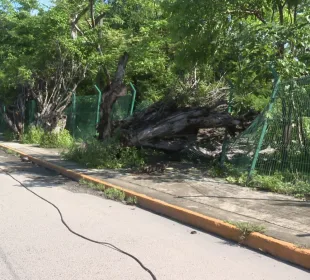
[22, 127, 74, 148]
[225, 167, 310, 198]
[64, 138, 145, 169]
[22, 126, 44, 144]
[40, 129, 74, 148]
[3, 130, 18, 141]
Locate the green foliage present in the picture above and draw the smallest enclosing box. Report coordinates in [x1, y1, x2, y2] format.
[104, 188, 126, 201]
[164, 0, 310, 112]
[135, 100, 154, 112]
[22, 126, 44, 144]
[125, 196, 138, 205]
[226, 221, 266, 237]
[64, 138, 145, 169]
[21, 126, 74, 148]
[3, 130, 18, 141]
[40, 129, 74, 148]
[225, 169, 310, 198]
[79, 179, 106, 191]
[79, 179, 127, 202]
[2, 0, 310, 159]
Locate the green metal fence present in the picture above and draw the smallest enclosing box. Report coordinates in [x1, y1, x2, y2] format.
[12, 84, 136, 139]
[25, 100, 37, 125]
[224, 75, 310, 182]
[65, 85, 135, 139]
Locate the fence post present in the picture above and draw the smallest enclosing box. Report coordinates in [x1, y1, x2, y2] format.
[220, 82, 234, 168]
[247, 76, 281, 182]
[30, 100, 36, 124]
[71, 92, 76, 138]
[94, 85, 102, 127]
[129, 82, 136, 116]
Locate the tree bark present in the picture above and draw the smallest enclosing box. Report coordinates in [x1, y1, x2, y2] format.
[0, 91, 27, 138]
[114, 98, 245, 152]
[97, 52, 129, 140]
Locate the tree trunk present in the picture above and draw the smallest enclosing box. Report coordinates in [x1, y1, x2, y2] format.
[0, 91, 27, 138]
[97, 52, 129, 140]
[114, 98, 245, 153]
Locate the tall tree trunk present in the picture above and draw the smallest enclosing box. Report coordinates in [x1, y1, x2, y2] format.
[97, 52, 129, 140]
[0, 91, 27, 138]
[277, 0, 285, 57]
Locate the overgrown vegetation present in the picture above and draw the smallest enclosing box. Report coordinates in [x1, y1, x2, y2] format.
[65, 138, 145, 169]
[209, 163, 310, 199]
[3, 130, 18, 142]
[1, 0, 310, 196]
[21, 127, 44, 144]
[40, 129, 74, 148]
[21, 127, 74, 148]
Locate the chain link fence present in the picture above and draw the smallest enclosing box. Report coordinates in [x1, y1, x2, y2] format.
[223, 75, 310, 182]
[65, 93, 134, 139]
[0, 85, 136, 137]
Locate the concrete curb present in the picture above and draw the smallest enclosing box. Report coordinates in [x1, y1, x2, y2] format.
[1, 143, 310, 270]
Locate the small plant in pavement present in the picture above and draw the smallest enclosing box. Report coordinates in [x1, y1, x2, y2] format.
[79, 179, 129, 203]
[226, 221, 266, 242]
[104, 188, 126, 201]
[79, 179, 106, 191]
[125, 196, 138, 205]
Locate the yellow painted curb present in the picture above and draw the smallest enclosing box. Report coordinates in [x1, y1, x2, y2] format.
[1, 143, 310, 270]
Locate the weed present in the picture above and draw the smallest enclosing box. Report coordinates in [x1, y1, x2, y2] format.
[79, 179, 105, 191]
[79, 179, 126, 202]
[40, 129, 74, 148]
[21, 126, 74, 149]
[226, 221, 266, 242]
[0, 147, 19, 157]
[22, 126, 44, 144]
[218, 162, 310, 198]
[64, 138, 145, 169]
[125, 196, 138, 205]
[104, 188, 126, 201]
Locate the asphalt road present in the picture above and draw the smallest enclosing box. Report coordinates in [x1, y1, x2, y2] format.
[0, 150, 308, 280]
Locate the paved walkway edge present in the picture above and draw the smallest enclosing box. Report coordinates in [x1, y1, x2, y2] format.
[1, 143, 309, 270]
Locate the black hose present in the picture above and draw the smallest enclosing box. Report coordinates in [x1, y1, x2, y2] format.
[3, 170, 157, 280]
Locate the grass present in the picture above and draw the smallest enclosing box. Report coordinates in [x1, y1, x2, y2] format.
[64, 137, 145, 169]
[226, 221, 266, 241]
[79, 179, 137, 204]
[103, 188, 126, 201]
[125, 196, 138, 205]
[79, 179, 106, 191]
[0, 147, 19, 157]
[207, 163, 310, 199]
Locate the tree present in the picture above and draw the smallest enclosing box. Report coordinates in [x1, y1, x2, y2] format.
[164, 0, 310, 113]
[0, 0, 88, 135]
[54, 0, 175, 139]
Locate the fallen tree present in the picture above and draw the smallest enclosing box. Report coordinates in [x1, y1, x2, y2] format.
[114, 89, 257, 153]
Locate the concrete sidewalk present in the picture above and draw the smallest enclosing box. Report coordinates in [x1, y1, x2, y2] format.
[1, 141, 310, 248]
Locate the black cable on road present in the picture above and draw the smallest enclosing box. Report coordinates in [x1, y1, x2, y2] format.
[3, 170, 157, 280]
